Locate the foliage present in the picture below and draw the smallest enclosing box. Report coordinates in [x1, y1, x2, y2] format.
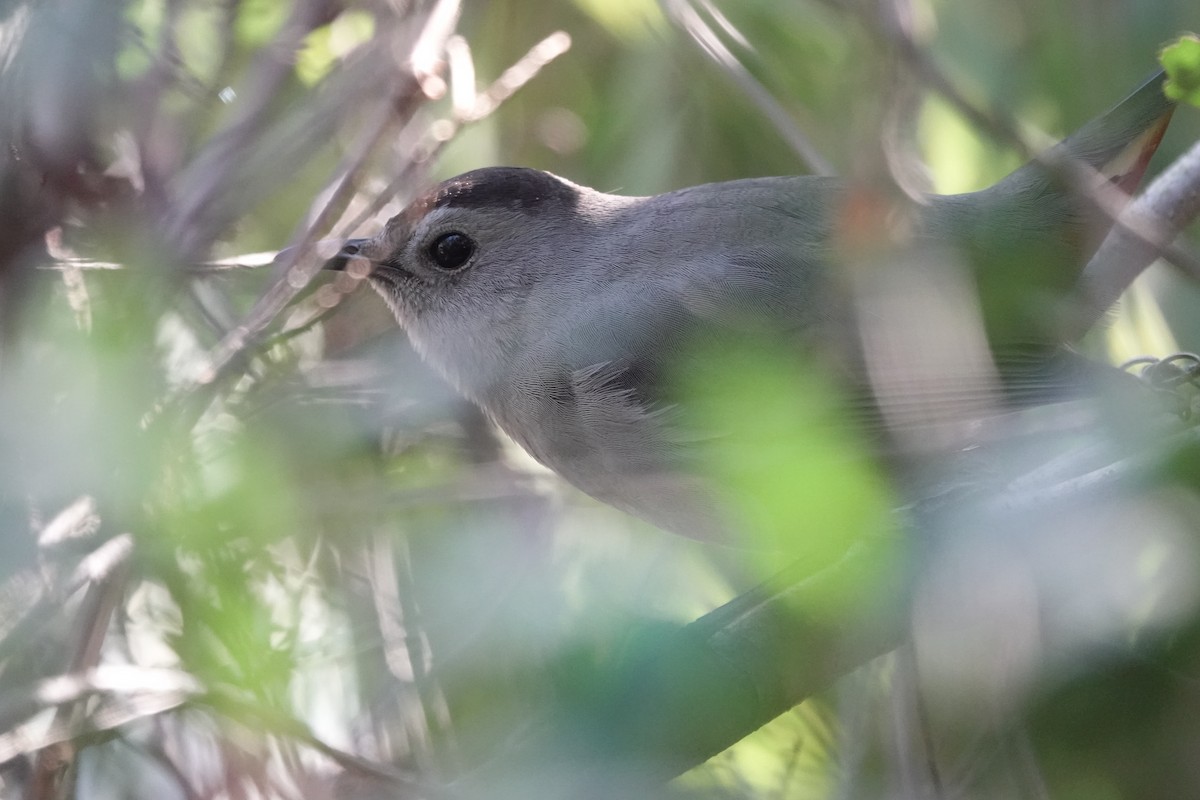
[0, 0, 1198, 799]
[1163, 34, 1200, 107]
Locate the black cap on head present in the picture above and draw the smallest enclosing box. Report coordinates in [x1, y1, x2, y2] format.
[393, 167, 579, 232]
[320, 168, 578, 272]
[432, 167, 579, 212]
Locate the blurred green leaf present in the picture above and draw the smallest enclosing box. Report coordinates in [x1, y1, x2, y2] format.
[296, 10, 375, 86]
[5, 0, 1200, 796]
[153, 428, 302, 551]
[1161, 34, 1200, 107]
[571, 0, 665, 39]
[118, 0, 166, 78]
[677, 339, 895, 595]
[176, 3, 229, 84]
[235, 0, 288, 48]
[921, 95, 1022, 193]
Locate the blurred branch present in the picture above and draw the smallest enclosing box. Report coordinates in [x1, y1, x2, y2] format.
[1072, 138, 1200, 335]
[661, 0, 833, 176]
[165, 0, 344, 257]
[180, 22, 571, 424]
[863, 0, 1039, 161]
[160, 5, 456, 429]
[36, 26, 573, 284]
[0, 527, 159, 790]
[336, 29, 573, 240]
[0, 532, 131, 670]
[0, 665, 197, 765]
[201, 688, 439, 796]
[989, 413, 1200, 514]
[457, 30, 572, 123]
[38, 252, 281, 273]
[455, 539, 904, 799]
[822, 0, 1200, 321]
[195, 100, 398, 381]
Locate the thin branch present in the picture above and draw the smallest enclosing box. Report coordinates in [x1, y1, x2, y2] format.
[1072, 138, 1200, 335]
[987, 423, 1200, 514]
[150, 10, 449, 432]
[453, 538, 905, 798]
[336, 29, 573, 242]
[0, 664, 196, 763]
[37, 252, 280, 273]
[200, 688, 441, 797]
[165, 0, 343, 257]
[156, 20, 571, 437]
[661, 0, 834, 176]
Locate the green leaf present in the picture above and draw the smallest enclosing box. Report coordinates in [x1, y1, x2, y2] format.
[571, 0, 665, 39]
[297, 10, 375, 86]
[675, 338, 897, 608]
[1161, 34, 1200, 108]
[235, 0, 289, 49]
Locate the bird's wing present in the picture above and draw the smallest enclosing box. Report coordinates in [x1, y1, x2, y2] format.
[540, 241, 1149, 460]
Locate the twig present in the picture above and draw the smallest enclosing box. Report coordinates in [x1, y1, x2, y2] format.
[168, 17, 572, 436]
[200, 688, 440, 796]
[458, 31, 572, 123]
[152, 6, 451, 434]
[336, 29, 573, 240]
[194, 97, 400, 385]
[0, 665, 190, 763]
[37, 252, 280, 273]
[661, 0, 834, 176]
[987, 424, 1200, 514]
[166, 0, 343, 258]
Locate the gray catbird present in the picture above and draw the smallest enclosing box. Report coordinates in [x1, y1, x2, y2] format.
[327, 70, 1174, 545]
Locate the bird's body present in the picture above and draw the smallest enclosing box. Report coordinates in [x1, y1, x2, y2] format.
[331, 71, 1174, 544]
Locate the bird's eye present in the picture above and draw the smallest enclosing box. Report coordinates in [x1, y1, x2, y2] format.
[428, 232, 475, 270]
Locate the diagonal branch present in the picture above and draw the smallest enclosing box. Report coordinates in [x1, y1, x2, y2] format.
[1071, 138, 1200, 335]
[453, 538, 905, 799]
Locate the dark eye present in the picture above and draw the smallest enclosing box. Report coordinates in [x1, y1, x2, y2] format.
[428, 232, 475, 270]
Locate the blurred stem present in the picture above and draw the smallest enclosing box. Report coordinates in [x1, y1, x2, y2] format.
[29, 535, 133, 799]
[455, 537, 905, 799]
[1072, 139, 1200, 337]
[172, 23, 571, 436]
[168, 0, 344, 257]
[821, 0, 1200, 346]
[200, 686, 438, 795]
[661, 0, 834, 176]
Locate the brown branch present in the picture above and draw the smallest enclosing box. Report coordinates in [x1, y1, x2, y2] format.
[199, 688, 440, 796]
[148, 6, 452, 433]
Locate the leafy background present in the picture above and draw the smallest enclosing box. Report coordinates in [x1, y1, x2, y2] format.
[1, 0, 1199, 798]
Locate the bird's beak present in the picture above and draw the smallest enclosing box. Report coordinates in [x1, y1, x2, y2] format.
[323, 238, 372, 272]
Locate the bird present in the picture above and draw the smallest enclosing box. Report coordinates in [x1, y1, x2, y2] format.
[325, 70, 1174, 547]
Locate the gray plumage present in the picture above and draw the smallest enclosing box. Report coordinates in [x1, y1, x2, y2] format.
[331, 70, 1173, 544]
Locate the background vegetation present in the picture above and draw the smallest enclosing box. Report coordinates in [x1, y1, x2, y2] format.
[1, 0, 1199, 798]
